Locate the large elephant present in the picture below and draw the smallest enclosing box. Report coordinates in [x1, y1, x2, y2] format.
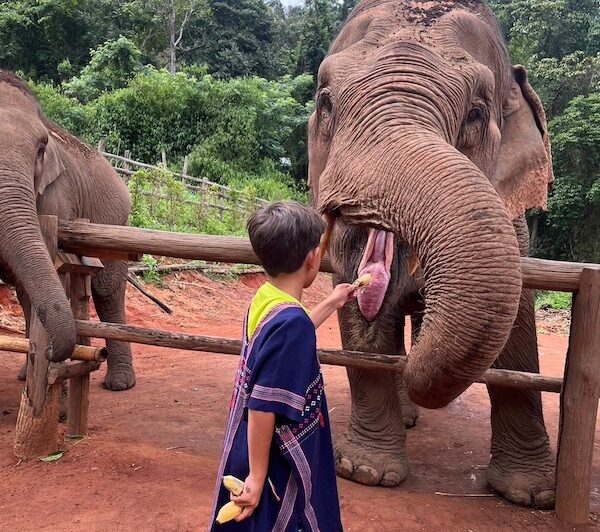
[310, 1, 555, 508]
[0, 71, 135, 391]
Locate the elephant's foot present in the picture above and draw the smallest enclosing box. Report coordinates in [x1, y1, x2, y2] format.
[335, 433, 409, 487]
[17, 361, 27, 381]
[103, 364, 136, 391]
[487, 454, 555, 509]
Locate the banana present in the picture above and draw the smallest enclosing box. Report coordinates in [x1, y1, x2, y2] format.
[353, 273, 372, 288]
[216, 501, 243, 524]
[215, 475, 246, 524]
[222, 475, 245, 497]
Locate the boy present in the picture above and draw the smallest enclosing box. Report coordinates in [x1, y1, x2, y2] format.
[210, 201, 356, 531]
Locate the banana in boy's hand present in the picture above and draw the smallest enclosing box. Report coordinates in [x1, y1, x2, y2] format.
[215, 475, 246, 524]
[353, 273, 372, 289]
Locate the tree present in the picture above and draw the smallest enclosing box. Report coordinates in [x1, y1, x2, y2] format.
[295, 0, 338, 80]
[181, 0, 278, 79]
[64, 37, 146, 102]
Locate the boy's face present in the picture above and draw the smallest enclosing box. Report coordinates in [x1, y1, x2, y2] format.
[303, 247, 321, 288]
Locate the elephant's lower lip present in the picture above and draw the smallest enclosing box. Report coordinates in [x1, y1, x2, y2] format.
[357, 229, 394, 321]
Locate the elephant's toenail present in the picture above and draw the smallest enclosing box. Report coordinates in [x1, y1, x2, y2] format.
[352, 465, 379, 486]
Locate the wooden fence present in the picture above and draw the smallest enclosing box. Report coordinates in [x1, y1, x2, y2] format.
[8, 216, 600, 525]
[101, 149, 268, 224]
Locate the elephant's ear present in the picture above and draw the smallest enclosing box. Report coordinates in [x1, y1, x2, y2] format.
[35, 131, 65, 196]
[491, 66, 554, 220]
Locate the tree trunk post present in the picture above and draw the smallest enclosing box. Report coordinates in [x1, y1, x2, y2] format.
[14, 215, 62, 459]
[555, 268, 600, 524]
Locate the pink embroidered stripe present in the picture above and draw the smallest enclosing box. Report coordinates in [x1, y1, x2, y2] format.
[273, 473, 298, 532]
[279, 425, 320, 532]
[251, 384, 305, 412]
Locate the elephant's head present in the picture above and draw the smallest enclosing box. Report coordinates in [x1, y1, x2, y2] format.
[0, 71, 75, 361]
[309, 1, 553, 408]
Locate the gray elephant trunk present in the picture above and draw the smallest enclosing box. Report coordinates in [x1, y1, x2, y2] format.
[0, 178, 76, 362]
[318, 130, 522, 408]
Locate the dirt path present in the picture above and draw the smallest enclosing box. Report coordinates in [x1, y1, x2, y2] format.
[0, 272, 597, 531]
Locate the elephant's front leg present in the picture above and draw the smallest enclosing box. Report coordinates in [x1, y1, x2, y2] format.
[335, 306, 409, 487]
[91, 260, 136, 391]
[486, 288, 555, 509]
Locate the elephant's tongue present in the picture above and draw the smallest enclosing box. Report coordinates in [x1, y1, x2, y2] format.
[357, 229, 394, 322]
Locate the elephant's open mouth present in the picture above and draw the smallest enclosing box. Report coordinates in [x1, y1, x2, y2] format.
[357, 229, 394, 321]
[321, 211, 395, 322]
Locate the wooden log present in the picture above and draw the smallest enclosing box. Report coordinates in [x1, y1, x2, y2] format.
[73, 320, 563, 393]
[48, 360, 101, 385]
[0, 335, 106, 361]
[555, 268, 600, 524]
[68, 219, 93, 437]
[14, 216, 61, 459]
[56, 221, 600, 292]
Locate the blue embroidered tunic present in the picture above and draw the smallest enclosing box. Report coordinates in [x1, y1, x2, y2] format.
[210, 304, 342, 532]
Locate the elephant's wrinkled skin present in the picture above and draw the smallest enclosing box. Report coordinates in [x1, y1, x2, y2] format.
[0, 71, 135, 391]
[309, 1, 555, 508]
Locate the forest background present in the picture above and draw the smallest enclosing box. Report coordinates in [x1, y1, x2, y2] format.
[0, 0, 597, 264]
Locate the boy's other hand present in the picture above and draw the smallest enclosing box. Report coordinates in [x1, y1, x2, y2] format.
[329, 283, 357, 309]
[231, 475, 264, 521]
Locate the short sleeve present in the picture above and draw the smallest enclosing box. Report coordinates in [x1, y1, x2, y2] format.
[247, 310, 317, 424]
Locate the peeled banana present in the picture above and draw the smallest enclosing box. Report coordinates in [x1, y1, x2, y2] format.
[216, 501, 243, 524]
[215, 475, 246, 524]
[222, 475, 245, 496]
[353, 273, 372, 288]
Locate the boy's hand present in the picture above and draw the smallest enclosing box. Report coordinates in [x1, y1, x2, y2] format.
[328, 283, 358, 309]
[231, 474, 264, 521]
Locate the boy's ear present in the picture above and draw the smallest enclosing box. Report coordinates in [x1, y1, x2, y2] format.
[306, 247, 321, 270]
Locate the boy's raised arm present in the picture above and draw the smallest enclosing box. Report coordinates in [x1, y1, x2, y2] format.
[310, 283, 357, 329]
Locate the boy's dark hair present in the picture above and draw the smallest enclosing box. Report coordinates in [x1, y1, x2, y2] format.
[248, 201, 325, 277]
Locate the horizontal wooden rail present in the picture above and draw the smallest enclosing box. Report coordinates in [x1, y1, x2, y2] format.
[0, 335, 107, 362]
[58, 221, 600, 292]
[74, 320, 563, 393]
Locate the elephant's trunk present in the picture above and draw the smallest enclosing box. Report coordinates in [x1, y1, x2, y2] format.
[318, 131, 522, 408]
[0, 173, 76, 362]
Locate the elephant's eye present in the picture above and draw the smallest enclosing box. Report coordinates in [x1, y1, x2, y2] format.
[317, 88, 333, 118]
[467, 107, 484, 122]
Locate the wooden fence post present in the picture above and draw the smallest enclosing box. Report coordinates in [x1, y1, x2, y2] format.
[123, 150, 131, 173]
[13, 216, 62, 459]
[67, 241, 91, 436]
[555, 268, 600, 524]
[182, 155, 189, 178]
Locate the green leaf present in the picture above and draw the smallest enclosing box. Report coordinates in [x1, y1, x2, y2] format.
[40, 451, 64, 462]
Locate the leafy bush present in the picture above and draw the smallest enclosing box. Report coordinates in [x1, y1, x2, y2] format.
[535, 291, 573, 311]
[64, 37, 146, 103]
[29, 81, 88, 136]
[128, 166, 261, 235]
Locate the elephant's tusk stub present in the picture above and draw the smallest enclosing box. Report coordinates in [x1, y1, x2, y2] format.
[408, 250, 421, 277]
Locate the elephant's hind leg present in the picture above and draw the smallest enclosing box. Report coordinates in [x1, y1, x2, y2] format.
[335, 305, 409, 487]
[486, 288, 555, 509]
[91, 260, 135, 391]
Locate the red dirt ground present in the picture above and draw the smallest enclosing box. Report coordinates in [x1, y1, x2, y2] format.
[0, 271, 597, 531]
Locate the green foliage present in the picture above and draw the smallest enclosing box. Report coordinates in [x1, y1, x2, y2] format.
[127, 166, 269, 236]
[533, 94, 600, 261]
[140, 254, 161, 285]
[535, 291, 572, 311]
[28, 80, 88, 135]
[295, 0, 338, 80]
[183, 0, 280, 79]
[64, 37, 146, 102]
